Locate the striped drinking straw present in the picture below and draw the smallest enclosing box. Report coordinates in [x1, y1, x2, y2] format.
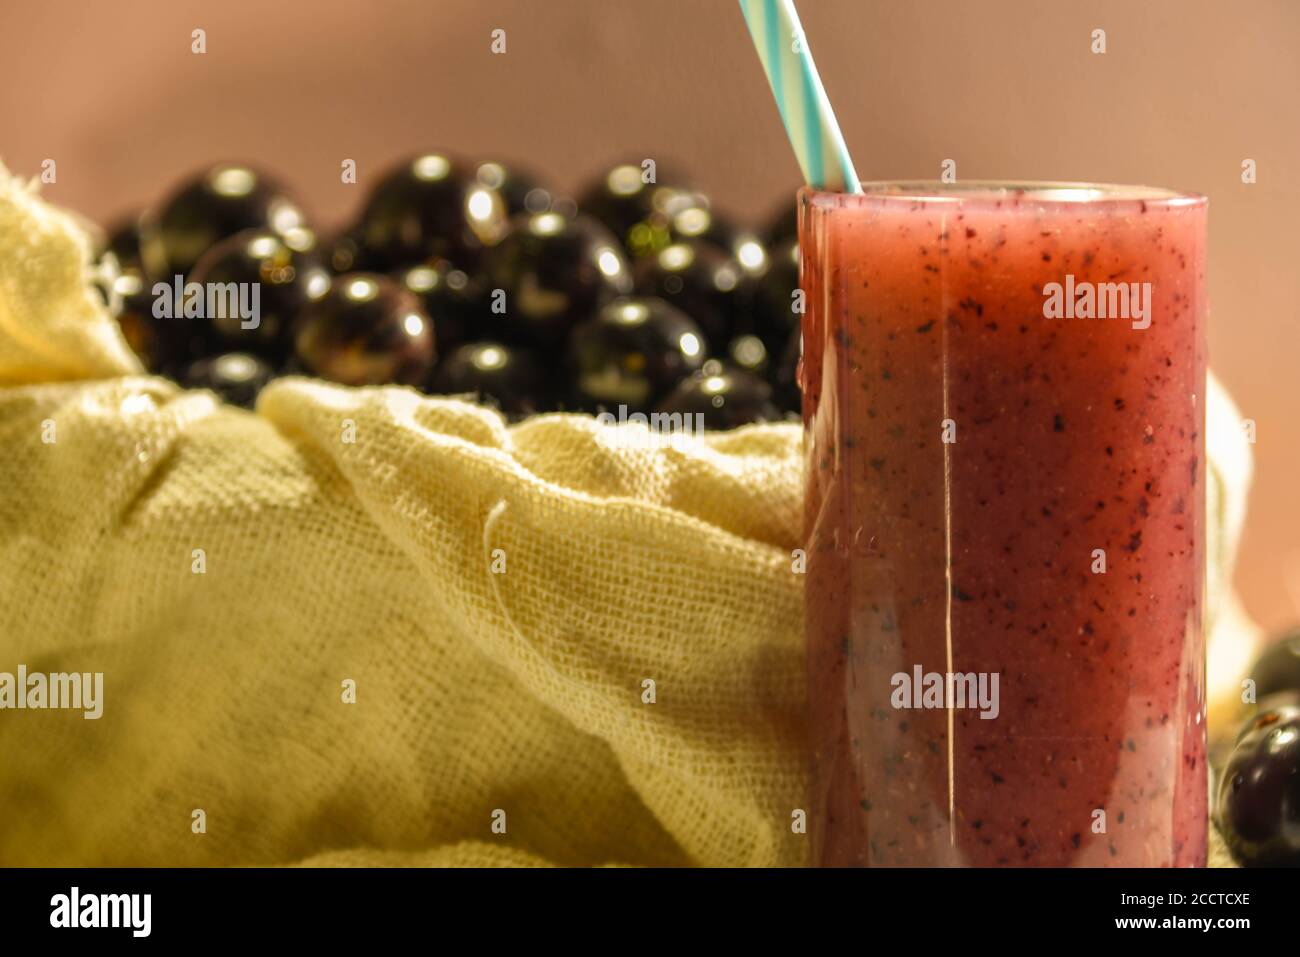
[738, 0, 861, 194]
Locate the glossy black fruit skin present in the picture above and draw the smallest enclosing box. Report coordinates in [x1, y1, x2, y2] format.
[396, 260, 488, 356]
[141, 164, 306, 279]
[755, 237, 801, 355]
[356, 153, 506, 272]
[668, 202, 769, 279]
[430, 341, 547, 417]
[99, 217, 203, 374]
[654, 362, 781, 430]
[1217, 704, 1300, 866]
[568, 297, 706, 412]
[633, 240, 757, 352]
[1250, 631, 1300, 701]
[619, 188, 704, 259]
[99, 214, 178, 373]
[475, 161, 556, 217]
[578, 162, 691, 251]
[726, 334, 770, 378]
[182, 352, 275, 409]
[483, 212, 632, 352]
[113, 277, 170, 373]
[105, 215, 148, 274]
[189, 228, 330, 362]
[764, 200, 798, 246]
[325, 227, 386, 275]
[293, 274, 435, 387]
[772, 325, 802, 415]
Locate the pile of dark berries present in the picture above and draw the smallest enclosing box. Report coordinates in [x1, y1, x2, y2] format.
[96, 156, 802, 429]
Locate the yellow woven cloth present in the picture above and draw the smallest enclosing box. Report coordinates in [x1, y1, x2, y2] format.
[0, 166, 1253, 867]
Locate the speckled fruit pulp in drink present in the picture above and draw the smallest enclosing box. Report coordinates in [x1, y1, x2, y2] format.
[799, 184, 1207, 866]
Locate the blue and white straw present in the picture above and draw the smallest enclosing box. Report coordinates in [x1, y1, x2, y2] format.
[738, 0, 861, 193]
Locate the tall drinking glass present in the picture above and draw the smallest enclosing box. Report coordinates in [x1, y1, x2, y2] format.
[799, 183, 1207, 866]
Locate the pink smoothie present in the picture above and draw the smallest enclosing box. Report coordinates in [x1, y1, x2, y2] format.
[800, 183, 1207, 866]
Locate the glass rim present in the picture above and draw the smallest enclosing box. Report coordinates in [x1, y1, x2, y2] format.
[799, 180, 1206, 208]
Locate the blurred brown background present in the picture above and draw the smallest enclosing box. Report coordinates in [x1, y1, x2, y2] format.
[2, 0, 1297, 632]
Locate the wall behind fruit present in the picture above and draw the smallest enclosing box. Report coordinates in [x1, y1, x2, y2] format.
[2, 0, 1297, 632]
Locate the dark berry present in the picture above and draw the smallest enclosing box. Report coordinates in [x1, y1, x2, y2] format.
[655, 361, 781, 430]
[474, 160, 556, 217]
[669, 202, 769, 279]
[96, 214, 177, 373]
[189, 228, 330, 362]
[182, 352, 275, 409]
[104, 214, 148, 275]
[578, 161, 692, 252]
[764, 200, 798, 246]
[772, 325, 802, 415]
[483, 212, 631, 352]
[324, 227, 383, 275]
[112, 273, 171, 373]
[1217, 703, 1300, 866]
[621, 189, 703, 259]
[140, 164, 306, 279]
[633, 239, 757, 351]
[727, 334, 770, 378]
[430, 341, 547, 417]
[355, 153, 505, 271]
[568, 297, 706, 412]
[396, 260, 487, 355]
[755, 237, 801, 354]
[292, 274, 435, 387]
[87, 215, 142, 314]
